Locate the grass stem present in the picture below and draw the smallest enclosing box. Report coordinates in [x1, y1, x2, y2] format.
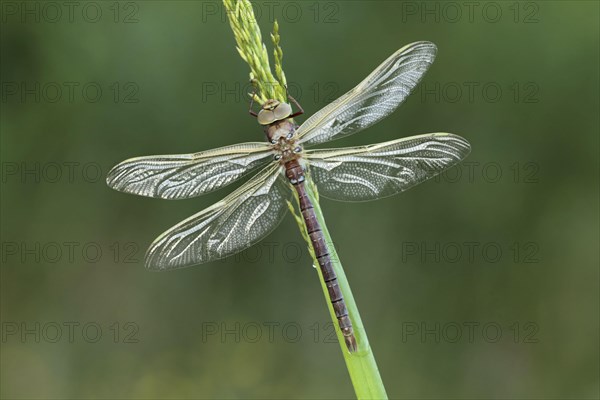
[223, 1, 388, 397]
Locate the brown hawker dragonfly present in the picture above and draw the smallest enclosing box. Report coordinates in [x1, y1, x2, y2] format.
[106, 41, 470, 351]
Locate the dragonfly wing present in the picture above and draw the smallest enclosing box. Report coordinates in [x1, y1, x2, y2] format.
[106, 142, 273, 199]
[305, 133, 470, 202]
[145, 163, 290, 270]
[296, 42, 437, 147]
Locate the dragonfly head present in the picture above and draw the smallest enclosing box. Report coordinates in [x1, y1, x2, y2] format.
[257, 99, 293, 125]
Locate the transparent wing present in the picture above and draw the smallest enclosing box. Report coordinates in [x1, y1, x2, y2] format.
[296, 42, 437, 147]
[305, 133, 470, 202]
[145, 163, 290, 270]
[106, 142, 273, 199]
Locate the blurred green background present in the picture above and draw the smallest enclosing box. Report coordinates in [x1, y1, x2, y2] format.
[1, 1, 598, 399]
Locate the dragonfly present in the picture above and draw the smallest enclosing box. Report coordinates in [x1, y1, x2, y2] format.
[106, 41, 471, 352]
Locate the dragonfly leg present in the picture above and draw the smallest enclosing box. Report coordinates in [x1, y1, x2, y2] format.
[286, 87, 304, 117]
[248, 87, 259, 118]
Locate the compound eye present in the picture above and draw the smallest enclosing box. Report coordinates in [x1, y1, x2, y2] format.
[271, 139, 277, 144]
[293, 146, 302, 153]
[274, 154, 282, 161]
[286, 132, 294, 139]
[274, 102, 292, 120]
[258, 110, 276, 125]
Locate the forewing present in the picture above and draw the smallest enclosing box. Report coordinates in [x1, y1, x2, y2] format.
[296, 42, 437, 147]
[305, 133, 470, 202]
[106, 142, 273, 199]
[145, 163, 290, 270]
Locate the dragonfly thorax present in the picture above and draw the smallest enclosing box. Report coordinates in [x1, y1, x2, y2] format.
[265, 117, 297, 143]
[272, 132, 302, 164]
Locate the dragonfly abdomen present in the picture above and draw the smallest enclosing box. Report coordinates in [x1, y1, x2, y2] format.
[285, 159, 358, 352]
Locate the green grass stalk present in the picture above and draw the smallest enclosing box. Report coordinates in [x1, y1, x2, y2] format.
[223, 1, 388, 398]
